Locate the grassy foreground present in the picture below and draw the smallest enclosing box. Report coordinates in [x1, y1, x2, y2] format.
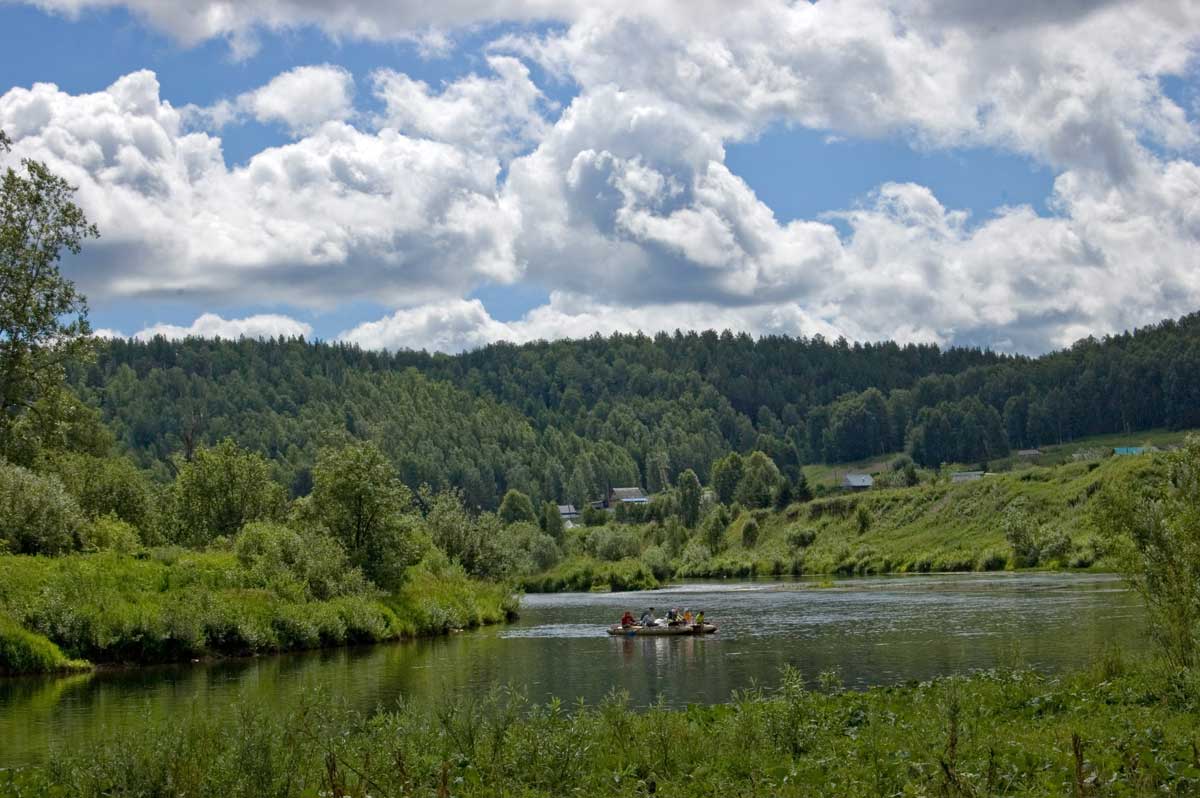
[4, 657, 1199, 796]
[0, 550, 517, 674]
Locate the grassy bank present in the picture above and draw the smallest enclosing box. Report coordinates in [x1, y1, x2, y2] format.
[0, 550, 517, 674]
[4, 656, 1198, 796]
[524, 453, 1162, 590]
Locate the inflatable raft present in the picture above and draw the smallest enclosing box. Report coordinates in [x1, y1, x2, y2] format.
[607, 623, 718, 636]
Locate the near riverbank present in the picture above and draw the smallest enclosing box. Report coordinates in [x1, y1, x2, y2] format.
[5, 655, 1198, 796]
[0, 550, 517, 675]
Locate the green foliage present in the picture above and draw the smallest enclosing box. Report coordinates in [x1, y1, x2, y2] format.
[855, 504, 873, 535]
[676, 468, 702, 527]
[701, 503, 731, 553]
[540, 500, 565, 542]
[0, 132, 98, 462]
[81, 513, 140, 554]
[234, 521, 371, 601]
[0, 549, 514, 665]
[310, 441, 425, 588]
[46, 451, 155, 534]
[12, 660, 1200, 797]
[168, 439, 285, 547]
[0, 460, 84, 554]
[521, 556, 658, 592]
[498, 489, 537, 525]
[1003, 501, 1041, 566]
[741, 516, 760, 547]
[422, 488, 513, 580]
[1095, 436, 1200, 668]
[710, 452, 744, 505]
[735, 450, 781, 509]
[585, 525, 642, 562]
[785, 525, 816, 549]
[0, 612, 89, 675]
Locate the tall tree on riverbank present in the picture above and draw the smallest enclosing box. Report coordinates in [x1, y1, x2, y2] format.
[0, 129, 98, 460]
[1095, 436, 1200, 669]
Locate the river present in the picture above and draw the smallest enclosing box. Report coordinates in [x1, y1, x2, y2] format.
[0, 572, 1144, 765]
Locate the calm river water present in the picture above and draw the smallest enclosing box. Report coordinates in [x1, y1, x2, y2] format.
[0, 573, 1144, 764]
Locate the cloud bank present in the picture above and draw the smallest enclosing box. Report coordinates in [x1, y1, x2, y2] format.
[5, 0, 1200, 354]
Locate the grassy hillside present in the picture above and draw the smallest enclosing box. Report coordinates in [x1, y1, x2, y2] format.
[524, 451, 1164, 591]
[801, 428, 1190, 490]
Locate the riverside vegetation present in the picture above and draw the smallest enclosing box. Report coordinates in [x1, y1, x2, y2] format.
[7, 431, 1200, 796]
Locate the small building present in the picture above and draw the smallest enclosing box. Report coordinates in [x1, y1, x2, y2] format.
[1113, 447, 1146, 456]
[951, 470, 985, 484]
[842, 473, 874, 490]
[557, 504, 580, 522]
[607, 486, 649, 506]
[1017, 448, 1041, 458]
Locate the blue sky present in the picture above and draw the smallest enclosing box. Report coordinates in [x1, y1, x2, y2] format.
[0, 1, 1197, 353]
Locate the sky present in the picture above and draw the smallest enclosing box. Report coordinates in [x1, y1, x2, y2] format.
[0, 1, 1198, 355]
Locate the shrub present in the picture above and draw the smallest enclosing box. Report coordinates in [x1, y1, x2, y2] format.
[81, 513, 141, 554]
[741, 517, 760, 548]
[234, 521, 371, 601]
[0, 460, 85, 554]
[786, 526, 816, 549]
[168, 440, 286, 548]
[641, 545, 673, 581]
[855, 505, 873, 536]
[1038, 529, 1073, 565]
[587, 526, 641, 562]
[0, 613, 89, 674]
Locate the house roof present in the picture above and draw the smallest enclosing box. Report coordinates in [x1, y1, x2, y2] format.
[610, 486, 647, 501]
[842, 473, 874, 487]
[1113, 446, 1145, 455]
[1017, 448, 1041, 456]
[952, 470, 985, 478]
[557, 504, 578, 515]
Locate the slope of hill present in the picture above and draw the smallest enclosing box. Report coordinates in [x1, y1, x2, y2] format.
[74, 311, 1200, 508]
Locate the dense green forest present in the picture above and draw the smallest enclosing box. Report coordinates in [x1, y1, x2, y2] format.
[72, 311, 1200, 508]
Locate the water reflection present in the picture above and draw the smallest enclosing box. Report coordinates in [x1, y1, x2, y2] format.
[0, 573, 1144, 764]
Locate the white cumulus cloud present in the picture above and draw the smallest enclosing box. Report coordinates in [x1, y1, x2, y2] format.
[103, 312, 314, 341]
[188, 64, 356, 136]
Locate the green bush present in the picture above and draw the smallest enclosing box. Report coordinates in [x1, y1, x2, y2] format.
[0, 613, 89, 674]
[786, 526, 817, 549]
[234, 521, 371, 601]
[81, 513, 141, 554]
[0, 460, 85, 554]
[741, 517, 760, 548]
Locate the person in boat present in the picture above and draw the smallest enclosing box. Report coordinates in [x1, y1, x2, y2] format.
[620, 611, 636, 628]
[640, 607, 656, 627]
[694, 611, 705, 626]
[682, 609, 694, 624]
[666, 608, 680, 626]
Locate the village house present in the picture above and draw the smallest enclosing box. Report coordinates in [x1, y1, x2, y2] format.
[606, 486, 649, 507]
[1017, 448, 1041, 458]
[951, 470, 985, 484]
[557, 504, 580, 527]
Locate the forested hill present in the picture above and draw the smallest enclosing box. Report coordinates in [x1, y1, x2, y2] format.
[74, 311, 1200, 508]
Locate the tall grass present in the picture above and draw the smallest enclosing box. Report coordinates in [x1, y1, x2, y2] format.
[0, 550, 516, 671]
[0, 613, 89, 675]
[5, 660, 1199, 796]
